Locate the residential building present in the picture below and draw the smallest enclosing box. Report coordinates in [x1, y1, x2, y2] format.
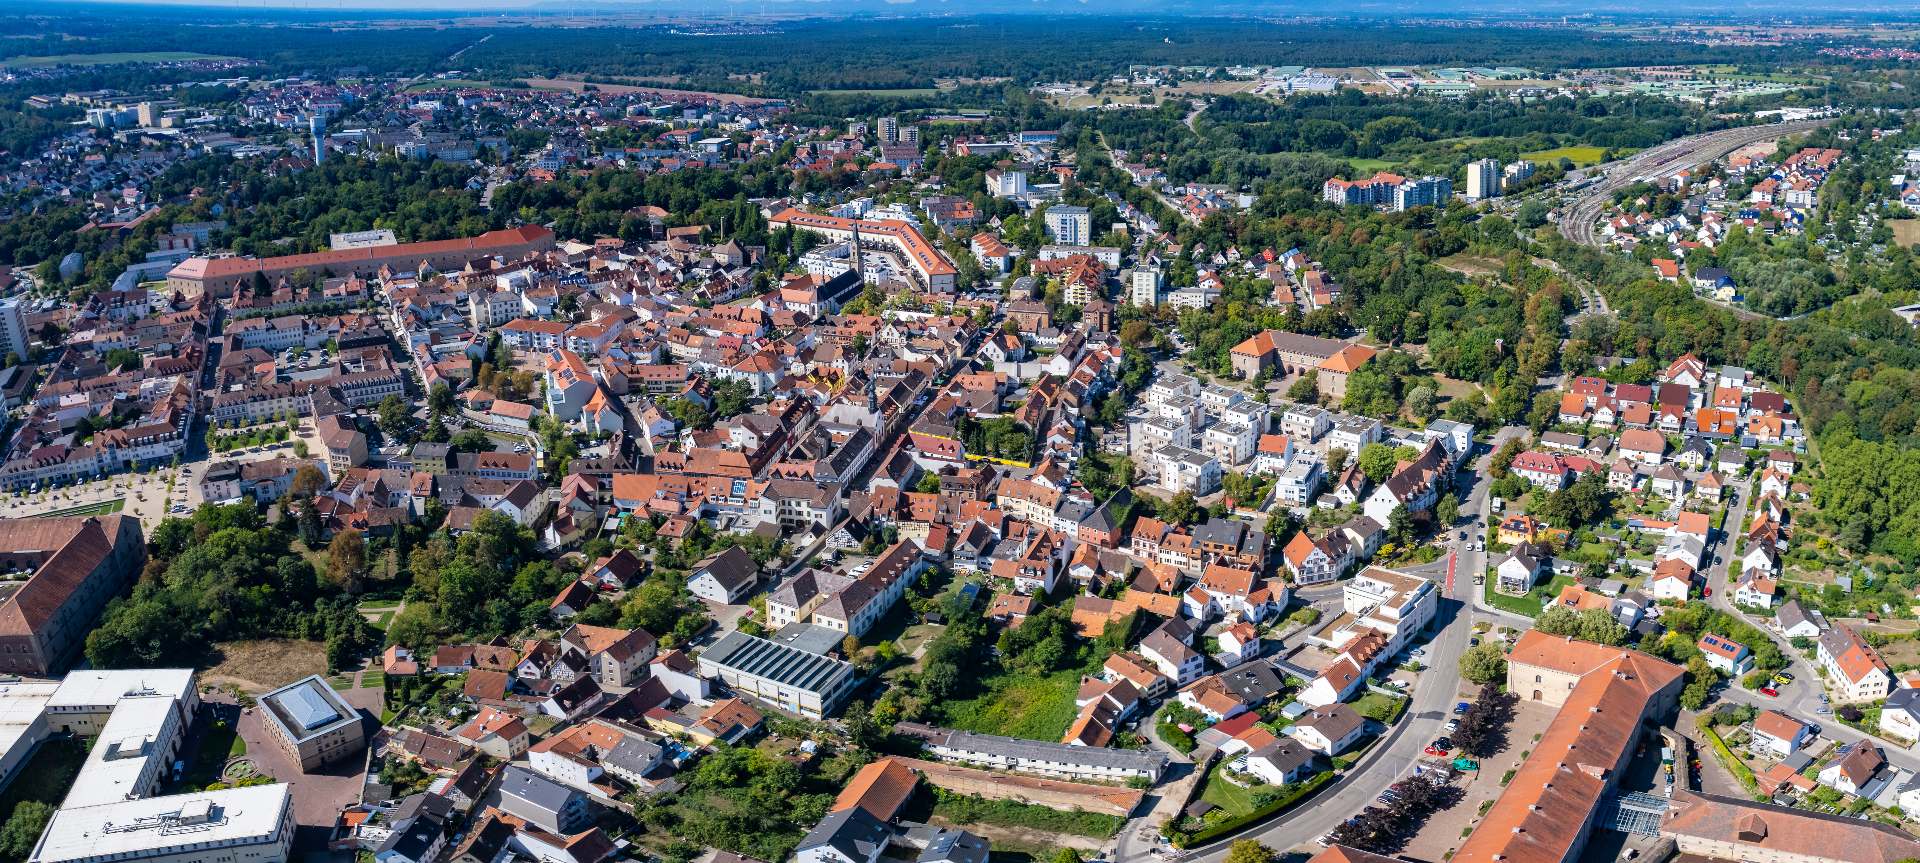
[1818, 624, 1891, 704]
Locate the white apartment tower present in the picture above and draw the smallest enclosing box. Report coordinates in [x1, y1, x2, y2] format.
[1466, 158, 1500, 201]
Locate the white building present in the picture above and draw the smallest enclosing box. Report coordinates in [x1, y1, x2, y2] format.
[1044, 206, 1092, 246]
[1465, 158, 1501, 201]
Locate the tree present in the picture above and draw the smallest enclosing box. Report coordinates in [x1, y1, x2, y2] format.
[1459, 641, 1508, 685]
[1386, 504, 1413, 545]
[291, 464, 327, 498]
[326, 529, 367, 594]
[1327, 447, 1351, 475]
[1223, 841, 1277, 863]
[427, 382, 454, 415]
[1357, 443, 1399, 484]
[1435, 491, 1460, 526]
[1406, 384, 1436, 420]
[1286, 370, 1319, 404]
[0, 800, 54, 861]
[1162, 491, 1199, 526]
[377, 395, 411, 438]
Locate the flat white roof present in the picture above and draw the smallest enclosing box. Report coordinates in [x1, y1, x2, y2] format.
[64, 696, 176, 809]
[33, 784, 291, 863]
[45, 670, 194, 710]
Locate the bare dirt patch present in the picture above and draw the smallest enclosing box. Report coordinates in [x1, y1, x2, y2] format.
[1436, 254, 1505, 278]
[203, 639, 329, 693]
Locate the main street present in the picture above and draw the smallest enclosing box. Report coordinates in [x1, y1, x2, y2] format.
[1166, 427, 1524, 860]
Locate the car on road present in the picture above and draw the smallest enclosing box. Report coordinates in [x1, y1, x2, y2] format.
[1816, 705, 1831, 715]
[1760, 686, 1779, 697]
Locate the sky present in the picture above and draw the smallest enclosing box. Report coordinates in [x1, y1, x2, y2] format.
[30, 0, 1920, 15]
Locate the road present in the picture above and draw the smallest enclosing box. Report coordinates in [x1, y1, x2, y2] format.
[1556, 119, 1834, 250]
[1169, 430, 1530, 861]
[1691, 473, 1920, 779]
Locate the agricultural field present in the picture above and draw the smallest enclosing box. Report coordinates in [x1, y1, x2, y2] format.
[1892, 219, 1920, 249]
[1522, 145, 1612, 167]
[1, 51, 237, 68]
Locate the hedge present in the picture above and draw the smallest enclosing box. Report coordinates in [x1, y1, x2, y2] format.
[1696, 715, 1758, 792]
[1168, 770, 1336, 849]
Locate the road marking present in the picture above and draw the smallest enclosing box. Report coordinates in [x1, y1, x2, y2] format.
[1446, 549, 1457, 592]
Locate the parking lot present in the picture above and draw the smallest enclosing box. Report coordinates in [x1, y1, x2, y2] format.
[1395, 694, 1558, 861]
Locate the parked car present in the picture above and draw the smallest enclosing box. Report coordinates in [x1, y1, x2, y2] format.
[1424, 743, 1447, 756]
[1760, 686, 1779, 697]
[1453, 702, 1471, 714]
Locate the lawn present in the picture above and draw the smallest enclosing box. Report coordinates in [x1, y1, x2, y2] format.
[0, 735, 86, 811]
[32, 498, 125, 518]
[178, 718, 246, 791]
[941, 670, 1081, 741]
[1344, 157, 1398, 174]
[1, 51, 239, 68]
[1482, 573, 1576, 617]
[1522, 146, 1611, 167]
[1198, 762, 1260, 817]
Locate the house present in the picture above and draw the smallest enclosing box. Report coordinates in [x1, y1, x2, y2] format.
[1734, 573, 1777, 610]
[1288, 703, 1367, 756]
[1216, 622, 1261, 668]
[453, 707, 529, 760]
[1139, 622, 1206, 686]
[1645, 547, 1692, 592]
[1281, 531, 1346, 586]
[1775, 600, 1822, 639]
[1233, 739, 1316, 786]
[689, 545, 759, 604]
[649, 650, 709, 703]
[1618, 429, 1666, 466]
[1883, 688, 1920, 744]
[1697, 634, 1753, 676]
[1818, 624, 1891, 703]
[1817, 742, 1886, 796]
[559, 622, 657, 688]
[832, 758, 920, 822]
[499, 765, 594, 835]
[1176, 675, 1250, 723]
[1750, 710, 1810, 759]
[1495, 544, 1546, 595]
[796, 807, 892, 863]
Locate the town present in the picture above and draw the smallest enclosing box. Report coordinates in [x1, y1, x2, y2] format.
[3, 10, 1920, 863]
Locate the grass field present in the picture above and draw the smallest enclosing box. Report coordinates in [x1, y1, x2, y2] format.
[941, 670, 1081, 741]
[1482, 573, 1576, 617]
[2, 51, 237, 68]
[1198, 762, 1261, 817]
[1522, 146, 1611, 167]
[1345, 157, 1399, 174]
[33, 498, 125, 518]
[204, 639, 328, 693]
[1892, 219, 1920, 249]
